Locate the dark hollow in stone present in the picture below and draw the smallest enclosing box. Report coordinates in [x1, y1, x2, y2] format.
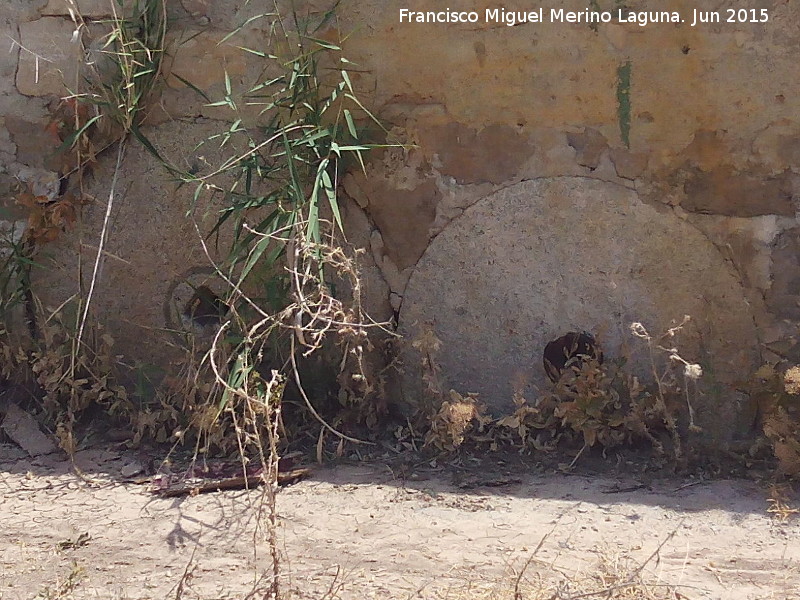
[183, 285, 229, 327]
[543, 331, 603, 383]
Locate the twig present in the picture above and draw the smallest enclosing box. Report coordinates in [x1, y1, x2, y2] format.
[6, 34, 53, 85]
[290, 335, 373, 445]
[601, 483, 649, 494]
[76, 139, 125, 349]
[153, 469, 311, 498]
[514, 531, 550, 600]
[568, 442, 588, 470]
[172, 546, 196, 600]
[631, 521, 683, 578]
[672, 481, 702, 492]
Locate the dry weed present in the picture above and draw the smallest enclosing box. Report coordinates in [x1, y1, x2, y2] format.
[751, 364, 800, 476]
[767, 484, 800, 522]
[420, 543, 688, 600]
[411, 318, 702, 466]
[0, 311, 130, 456]
[424, 390, 491, 451]
[34, 562, 84, 600]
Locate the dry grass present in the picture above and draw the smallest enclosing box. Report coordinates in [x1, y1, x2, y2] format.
[484, 556, 688, 600]
[26, 547, 693, 600]
[348, 542, 692, 600]
[34, 562, 85, 600]
[413, 318, 704, 469]
[767, 484, 800, 522]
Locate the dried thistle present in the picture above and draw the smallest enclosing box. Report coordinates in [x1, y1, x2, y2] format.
[424, 390, 488, 451]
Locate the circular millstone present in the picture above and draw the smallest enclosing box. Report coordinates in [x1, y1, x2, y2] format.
[398, 177, 760, 438]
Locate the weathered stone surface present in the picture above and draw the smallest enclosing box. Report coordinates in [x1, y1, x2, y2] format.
[1, 0, 798, 453]
[340, 197, 393, 324]
[509, 127, 589, 181]
[16, 17, 83, 97]
[767, 228, 800, 320]
[180, 0, 209, 18]
[686, 213, 786, 293]
[41, 0, 118, 17]
[609, 148, 648, 179]
[399, 178, 760, 441]
[342, 172, 370, 208]
[341, 145, 441, 276]
[1, 18, 49, 138]
[5, 116, 60, 171]
[1, 402, 57, 457]
[370, 229, 411, 297]
[3, 0, 48, 21]
[159, 29, 267, 122]
[681, 130, 730, 171]
[177, 0, 282, 29]
[30, 120, 235, 372]
[342, 1, 800, 163]
[15, 166, 60, 200]
[566, 128, 608, 170]
[164, 30, 247, 92]
[682, 166, 795, 217]
[419, 123, 531, 184]
[753, 119, 800, 175]
[0, 117, 16, 172]
[367, 179, 439, 271]
[775, 137, 800, 169]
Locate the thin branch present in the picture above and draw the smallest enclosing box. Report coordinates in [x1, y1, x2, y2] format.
[76, 138, 125, 348]
[290, 335, 373, 445]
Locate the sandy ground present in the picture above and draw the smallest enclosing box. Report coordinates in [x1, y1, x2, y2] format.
[1, 443, 799, 600]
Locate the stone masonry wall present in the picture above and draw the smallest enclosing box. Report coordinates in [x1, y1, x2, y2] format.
[1, 0, 799, 442]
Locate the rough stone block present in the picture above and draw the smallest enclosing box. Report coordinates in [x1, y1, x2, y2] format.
[5, 116, 61, 171]
[180, 0, 209, 18]
[1, 20, 49, 131]
[566, 128, 609, 170]
[41, 0, 117, 17]
[1, 402, 57, 457]
[2, 0, 48, 21]
[16, 18, 84, 97]
[357, 176, 439, 271]
[609, 148, 648, 179]
[419, 122, 532, 184]
[767, 228, 800, 320]
[164, 30, 247, 93]
[682, 166, 795, 217]
[399, 177, 760, 441]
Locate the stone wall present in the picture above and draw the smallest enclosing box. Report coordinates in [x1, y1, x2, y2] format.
[1, 0, 799, 442]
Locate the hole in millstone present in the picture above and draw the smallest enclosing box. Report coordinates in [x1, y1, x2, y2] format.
[182, 285, 229, 331]
[165, 268, 230, 341]
[543, 331, 604, 383]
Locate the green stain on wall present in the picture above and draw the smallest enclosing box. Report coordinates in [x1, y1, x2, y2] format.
[616, 61, 632, 148]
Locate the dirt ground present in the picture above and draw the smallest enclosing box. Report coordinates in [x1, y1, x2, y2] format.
[2, 443, 799, 600]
